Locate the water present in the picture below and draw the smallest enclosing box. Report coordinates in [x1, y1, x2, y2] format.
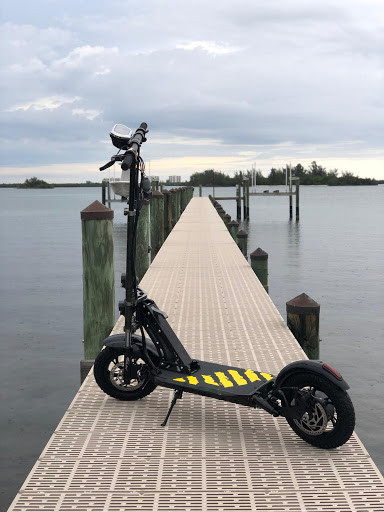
[0, 185, 383, 508]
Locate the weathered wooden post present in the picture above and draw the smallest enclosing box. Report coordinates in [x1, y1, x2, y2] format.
[188, 186, 194, 203]
[163, 189, 172, 239]
[152, 179, 159, 192]
[228, 220, 239, 240]
[295, 178, 300, 221]
[289, 179, 293, 219]
[236, 230, 248, 258]
[243, 179, 249, 220]
[170, 188, 178, 228]
[107, 180, 111, 208]
[136, 203, 150, 281]
[176, 187, 181, 221]
[180, 187, 186, 213]
[101, 180, 107, 205]
[246, 179, 250, 220]
[236, 184, 241, 220]
[80, 201, 115, 381]
[286, 293, 320, 359]
[223, 214, 231, 227]
[150, 190, 164, 260]
[199, 184, 202, 197]
[250, 248, 269, 293]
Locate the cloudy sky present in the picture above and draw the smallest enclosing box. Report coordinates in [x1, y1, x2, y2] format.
[0, 0, 383, 182]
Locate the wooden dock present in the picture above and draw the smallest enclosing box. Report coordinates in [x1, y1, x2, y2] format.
[9, 198, 384, 511]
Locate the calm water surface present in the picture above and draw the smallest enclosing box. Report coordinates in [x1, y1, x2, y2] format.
[0, 185, 383, 508]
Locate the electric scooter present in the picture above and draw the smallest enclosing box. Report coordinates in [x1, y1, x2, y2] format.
[94, 122, 355, 449]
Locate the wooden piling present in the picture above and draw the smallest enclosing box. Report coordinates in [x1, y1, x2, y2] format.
[101, 180, 106, 206]
[223, 214, 231, 226]
[170, 189, 178, 228]
[289, 179, 293, 219]
[228, 220, 239, 240]
[163, 189, 172, 239]
[242, 180, 247, 220]
[150, 190, 164, 260]
[199, 184, 202, 197]
[236, 230, 248, 258]
[80, 201, 115, 369]
[176, 188, 181, 221]
[236, 184, 241, 220]
[286, 293, 320, 359]
[246, 179, 250, 220]
[296, 178, 300, 221]
[136, 203, 150, 281]
[250, 248, 269, 293]
[180, 187, 186, 213]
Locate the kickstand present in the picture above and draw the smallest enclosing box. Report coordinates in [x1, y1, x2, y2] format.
[161, 389, 183, 427]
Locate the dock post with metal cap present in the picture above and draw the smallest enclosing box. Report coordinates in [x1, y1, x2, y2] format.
[228, 220, 239, 240]
[250, 248, 269, 293]
[286, 293, 320, 359]
[236, 229, 248, 258]
[80, 201, 115, 381]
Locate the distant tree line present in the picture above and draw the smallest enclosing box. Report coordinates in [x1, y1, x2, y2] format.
[188, 162, 378, 187]
[1, 165, 380, 189]
[17, 177, 54, 189]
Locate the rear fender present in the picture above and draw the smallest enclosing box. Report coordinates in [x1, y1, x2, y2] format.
[274, 360, 350, 391]
[102, 333, 160, 362]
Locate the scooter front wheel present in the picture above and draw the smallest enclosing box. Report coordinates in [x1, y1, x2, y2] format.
[283, 372, 355, 449]
[94, 347, 157, 401]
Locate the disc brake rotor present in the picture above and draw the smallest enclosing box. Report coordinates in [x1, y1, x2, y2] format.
[291, 390, 331, 436]
[109, 358, 144, 391]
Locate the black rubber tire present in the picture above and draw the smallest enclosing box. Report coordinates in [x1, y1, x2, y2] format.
[93, 347, 157, 401]
[283, 372, 355, 449]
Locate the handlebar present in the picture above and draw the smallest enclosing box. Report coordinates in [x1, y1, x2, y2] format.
[121, 122, 148, 171]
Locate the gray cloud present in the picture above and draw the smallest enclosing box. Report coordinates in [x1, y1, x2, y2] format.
[0, 0, 383, 180]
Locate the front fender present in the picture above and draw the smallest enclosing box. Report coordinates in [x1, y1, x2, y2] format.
[274, 360, 350, 391]
[102, 333, 160, 362]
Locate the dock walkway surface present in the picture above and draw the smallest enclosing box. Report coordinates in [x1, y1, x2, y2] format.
[9, 198, 384, 511]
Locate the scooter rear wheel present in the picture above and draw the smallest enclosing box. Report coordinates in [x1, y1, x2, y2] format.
[283, 372, 355, 449]
[94, 347, 157, 401]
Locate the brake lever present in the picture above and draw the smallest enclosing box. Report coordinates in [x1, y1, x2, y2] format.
[99, 154, 124, 171]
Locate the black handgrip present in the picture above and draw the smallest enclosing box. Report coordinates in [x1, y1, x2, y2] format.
[121, 122, 148, 171]
[121, 151, 134, 171]
[99, 160, 115, 171]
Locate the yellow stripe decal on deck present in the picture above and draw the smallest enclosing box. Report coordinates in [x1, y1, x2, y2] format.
[227, 370, 248, 386]
[187, 376, 199, 385]
[260, 372, 273, 381]
[202, 375, 219, 386]
[245, 370, 261, 382]
[173, 378, 186, 382]
[215, 372, 234, 387]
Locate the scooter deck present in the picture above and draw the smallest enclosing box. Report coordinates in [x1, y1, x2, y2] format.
[154, 360, 275, 405]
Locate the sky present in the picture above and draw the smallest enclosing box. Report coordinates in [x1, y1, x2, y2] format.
[0, 0, 383, 183]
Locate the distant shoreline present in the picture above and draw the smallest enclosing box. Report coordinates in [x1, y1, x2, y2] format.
[0, 183, 102, 188]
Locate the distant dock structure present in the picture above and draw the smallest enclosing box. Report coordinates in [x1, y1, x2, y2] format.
[202, 175, 300, 221]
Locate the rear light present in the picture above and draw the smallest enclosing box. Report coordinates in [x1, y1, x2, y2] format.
[322, 363, 343, 380]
